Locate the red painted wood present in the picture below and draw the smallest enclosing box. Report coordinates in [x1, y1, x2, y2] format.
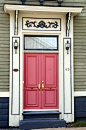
[24, 54, 41, 109]
[42, 54, 59, 109]
[24, 53, 59, 109]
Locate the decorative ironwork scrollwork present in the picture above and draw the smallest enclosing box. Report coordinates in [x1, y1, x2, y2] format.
[25, 20, 59, 29]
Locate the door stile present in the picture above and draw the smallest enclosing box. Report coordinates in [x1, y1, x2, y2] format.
[24, 54, 26, 109]
[56, 54, 59, 109]
[39, 54, 42, 109]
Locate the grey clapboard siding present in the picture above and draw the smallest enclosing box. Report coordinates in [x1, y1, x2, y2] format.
[0, 1, 10, 92]
[74, 4, 86, 92]
[62, 0, 86, 91]
[0, 0, 86, 91]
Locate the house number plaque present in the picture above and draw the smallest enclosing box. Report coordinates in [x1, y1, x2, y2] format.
[65, 68, 70, 71]
[22, 17, 61, 31]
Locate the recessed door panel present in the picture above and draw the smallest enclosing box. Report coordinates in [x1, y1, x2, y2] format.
[26, 55, 39, 87]
[42, 54, 57, 88]
[26, 89, 38, 106]
[46, 57, 55, 85]
[44, 89, 57, 106]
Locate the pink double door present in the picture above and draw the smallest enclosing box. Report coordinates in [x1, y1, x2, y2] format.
[24, 53, 59, 109]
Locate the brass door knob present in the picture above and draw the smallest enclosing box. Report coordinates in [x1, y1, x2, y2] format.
[38, 84, 40, 90]
[42, 84, 44, 89]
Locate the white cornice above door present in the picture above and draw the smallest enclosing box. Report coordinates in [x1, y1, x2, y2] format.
[4, 4, 83, 16]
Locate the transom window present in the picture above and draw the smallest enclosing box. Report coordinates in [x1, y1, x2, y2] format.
[24, 35, 58, 50]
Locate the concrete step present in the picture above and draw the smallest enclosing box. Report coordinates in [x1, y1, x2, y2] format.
[23, 111, 61, 119]
[19, 119, 66, 129]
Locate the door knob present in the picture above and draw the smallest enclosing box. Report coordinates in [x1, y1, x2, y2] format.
[38, 84, 40, 93]
[38, 84, 40, 90]
[42, 84, 44, 89]
[42, 84, 44, 93]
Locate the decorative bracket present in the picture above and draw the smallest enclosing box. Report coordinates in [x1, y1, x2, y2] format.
[14, 10, 19, 35]
[66, 12, 72, 37]
[39, 0, 44, 5]
[57, 0, 63, 6]
[21, 0, 26, 4]
[21, 0, 63, 6]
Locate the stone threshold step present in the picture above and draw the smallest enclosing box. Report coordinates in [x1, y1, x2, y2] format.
[23, 111, 61, 115]
[19, 119, 66, 129]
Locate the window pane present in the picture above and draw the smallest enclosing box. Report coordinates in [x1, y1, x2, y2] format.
[24, 36, 58, 50]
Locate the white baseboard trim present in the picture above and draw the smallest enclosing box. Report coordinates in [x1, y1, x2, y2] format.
[0, 92, 9, 97]
[0, 91, 86, 97]
[74, 91, 86, 97]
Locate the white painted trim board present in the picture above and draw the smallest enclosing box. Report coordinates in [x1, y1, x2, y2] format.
[74, 91, 86, 97]
[0, 92, 9, 97]
[4, 4, 83, 16]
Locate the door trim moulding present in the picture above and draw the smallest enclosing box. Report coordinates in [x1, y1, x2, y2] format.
[21, 30, 62, 118]
[24, 51, 59, 53]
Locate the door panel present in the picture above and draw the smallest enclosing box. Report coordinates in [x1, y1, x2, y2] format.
[26, 55, 39, 87]
[46, 57, 55, 85]
[26, 89, 39, 107]
[43, 89, 57, 107]
[42, 54, 57, 87]
[24, 53, 58, 109]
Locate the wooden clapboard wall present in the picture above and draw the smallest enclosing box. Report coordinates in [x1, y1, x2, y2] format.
[62, 0, 86, 91]
[0, 1, 10, 92]
[0, 0, 86, 91]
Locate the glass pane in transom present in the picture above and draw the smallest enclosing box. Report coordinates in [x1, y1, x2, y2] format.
[24, 36, 58, 50]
